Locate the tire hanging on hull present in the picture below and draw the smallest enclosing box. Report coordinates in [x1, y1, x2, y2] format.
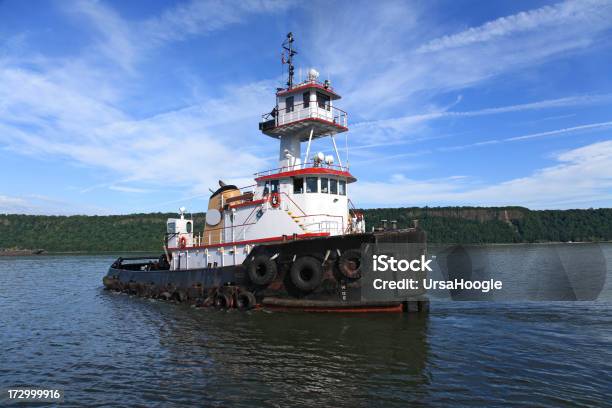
[290, 256, 324, 293]
[338, 249, 362, 280]
[235, 291, 257, 310]
[247, 255, 277, 286]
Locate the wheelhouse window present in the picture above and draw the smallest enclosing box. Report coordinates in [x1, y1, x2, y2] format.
[338, 180, 346, 195]
[286, 96, 294, 113]
[317, 92, 330, 110]
[186, 221, 192, 233]
[330, 178, 338, 194]
[306, 177, 318, 193]
[303, 92, 310, 108]
[293, 177, 304, 194]
[320, 177, 329, 193]
[167, 222, 176, 233]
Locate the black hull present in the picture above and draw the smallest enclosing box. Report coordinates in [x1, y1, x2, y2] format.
[103, 229, 430, 313]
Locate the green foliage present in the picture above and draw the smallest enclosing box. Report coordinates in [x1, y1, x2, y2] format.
[1, 207, 611, 251]
[360, 206, 612, 244]
[0, 213, 205, 252]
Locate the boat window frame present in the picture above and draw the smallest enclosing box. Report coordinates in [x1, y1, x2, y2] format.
[293, 177, 304, 194]
[338, 179, 346, 195]
[286, 96, 294, 113]
[306, 176, 318, 193]
[320, 177, 329, 194]
[330, 178, 338, 194]
[316, 91, 330, 111]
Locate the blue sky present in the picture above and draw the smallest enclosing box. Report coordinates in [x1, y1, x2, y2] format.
[1, 0, 612, 214]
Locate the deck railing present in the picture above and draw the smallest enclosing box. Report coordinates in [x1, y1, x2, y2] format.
[261, 102, 347, 129]
[254, 161, 349, 178]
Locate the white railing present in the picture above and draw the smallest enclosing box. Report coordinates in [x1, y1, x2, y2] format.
[254, 161, 349, 178]
[261, 102, 348, 129]
[303, 219, 342, 235]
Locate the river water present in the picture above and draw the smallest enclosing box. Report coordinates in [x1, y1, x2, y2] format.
[1, 246, 612, 407]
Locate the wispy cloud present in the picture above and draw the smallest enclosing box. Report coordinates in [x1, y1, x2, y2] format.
[108, 185, 152, 194]
[0, 194, 111, 215]
[0, 0, 284, 203]
[352, 94, 612, 137]
[310, 0, 612, 118]
[351, 140, 612, 209]
[0, 195, 28, 212]
[440, 120, 612, 152]
[68, 0, 296, 71]
[2, 0, 612, 214]
[416, 0, 610, 53]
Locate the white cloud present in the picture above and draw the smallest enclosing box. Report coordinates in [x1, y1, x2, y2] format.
[416, 0, 610, 53]
[143, 0, 295, 45]
[0, 195, 28, 212]
[308, 0, 612, 119]
[0, 0, 284, 203]
[68, 0, 296, 71]
[2, 0, 612, 213]
[352, 94, 612, 141]
[108, 185, 152, 194]
[351, 140, 612, 209]
[0, 194, 110, 215]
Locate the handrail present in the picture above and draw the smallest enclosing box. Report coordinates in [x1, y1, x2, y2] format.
[277, 79, 337, 95]
[254, 161, 350, 177]
[279, 192, 307, 216]
[261, 101, 348, 128]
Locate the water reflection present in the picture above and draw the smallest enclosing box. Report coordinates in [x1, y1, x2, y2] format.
[2, 251, 612, 407]
[141, 304, 431, 407]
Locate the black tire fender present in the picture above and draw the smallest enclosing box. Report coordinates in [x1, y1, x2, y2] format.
[247, 255, 277, 286]
[215, 293, 232, 309]
[338, 249, 362, 280]
[235, 291, 257, 310]
[290, 256, 324, 293]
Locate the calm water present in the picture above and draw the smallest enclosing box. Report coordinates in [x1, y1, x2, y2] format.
[1, 247, 612, 407]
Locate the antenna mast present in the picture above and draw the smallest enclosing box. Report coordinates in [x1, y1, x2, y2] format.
[282, 32, 297, 89]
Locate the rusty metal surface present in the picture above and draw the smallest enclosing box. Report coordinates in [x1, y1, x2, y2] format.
[103, 228, 428, 312]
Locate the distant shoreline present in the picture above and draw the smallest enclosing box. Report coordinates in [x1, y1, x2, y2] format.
[2, 242, 611, 257]
[0, 250, 159, 257]
[0, 249, 45, 256]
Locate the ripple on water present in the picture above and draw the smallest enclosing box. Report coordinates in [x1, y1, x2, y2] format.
[1, 253, 611, 407]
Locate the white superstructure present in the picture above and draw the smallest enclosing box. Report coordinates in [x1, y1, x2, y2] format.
[166, 33, 364, 271]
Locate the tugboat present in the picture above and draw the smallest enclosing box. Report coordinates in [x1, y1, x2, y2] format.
[103, 33, 428, 313]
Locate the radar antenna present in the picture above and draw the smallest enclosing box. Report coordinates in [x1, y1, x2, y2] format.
[281, 32, 297, 89]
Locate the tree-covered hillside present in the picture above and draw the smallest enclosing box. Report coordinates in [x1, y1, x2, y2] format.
[1, 207, 611, 252]
[361, 206, 612, 244]
[0, 213, 205, 252]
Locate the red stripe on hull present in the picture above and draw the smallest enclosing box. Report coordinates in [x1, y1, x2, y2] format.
[263, 304, 405, 313]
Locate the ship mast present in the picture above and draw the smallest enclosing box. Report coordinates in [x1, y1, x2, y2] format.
[282, 32, 297, 89]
